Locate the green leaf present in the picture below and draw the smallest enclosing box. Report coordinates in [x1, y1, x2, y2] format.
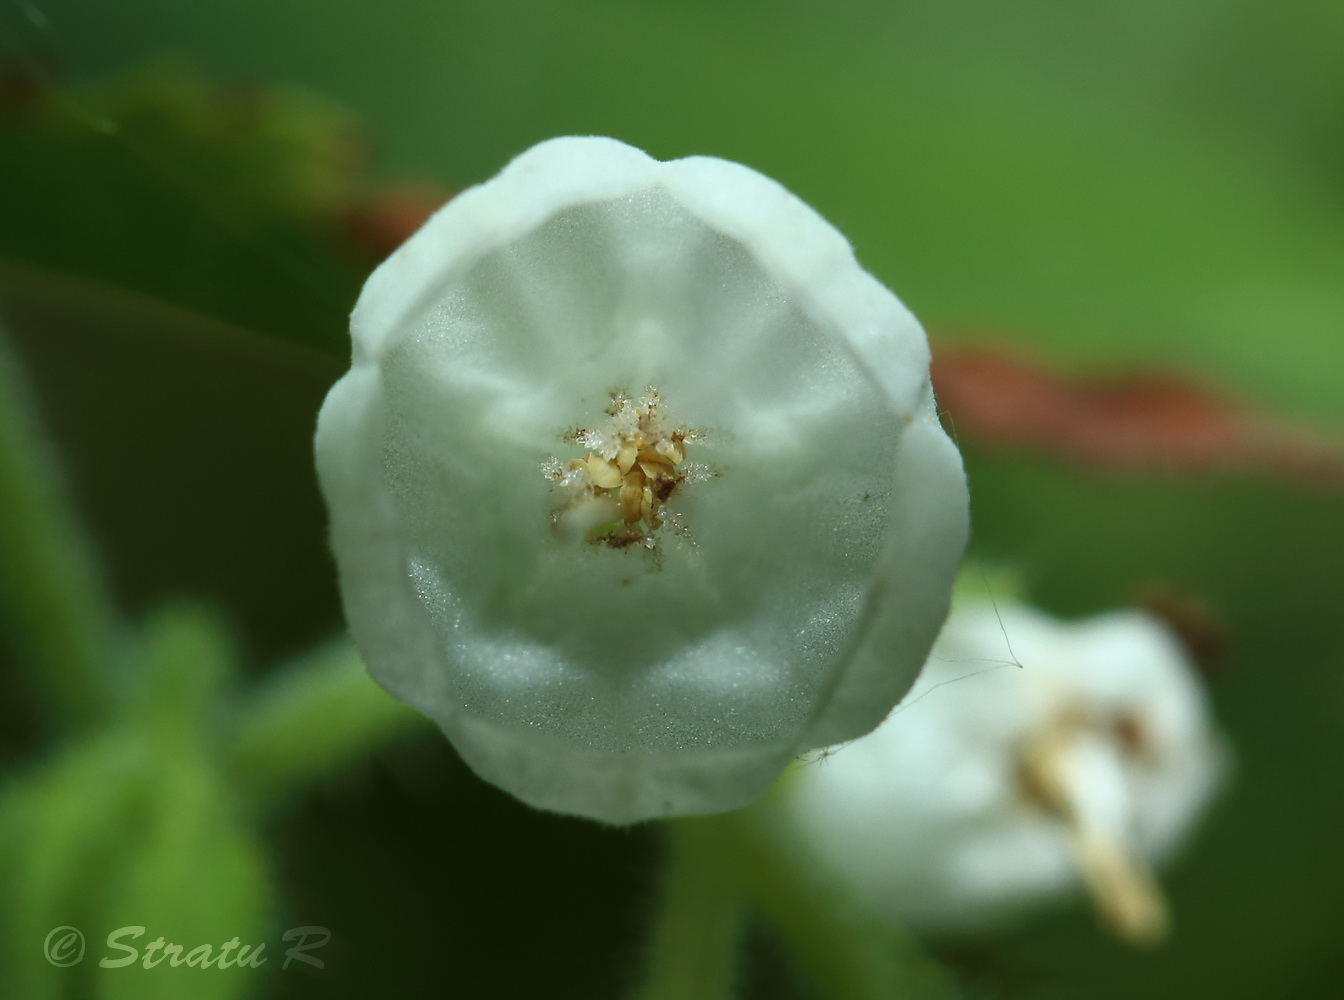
[128, 604, 235, 744]
[0, 323, 122, 732]
[91, 754, 273, 1000]
[0, 58, 371, 356]
[0, 734, 155, 1000]
[0, 605, 268, 1000]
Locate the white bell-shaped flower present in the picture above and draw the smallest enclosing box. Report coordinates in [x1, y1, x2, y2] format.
[314, 137, 968, 823]
[776, 598, 1227, 941]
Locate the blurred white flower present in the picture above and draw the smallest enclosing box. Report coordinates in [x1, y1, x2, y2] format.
[314, 136, 968, 823]
[777, 598, 1226, 942]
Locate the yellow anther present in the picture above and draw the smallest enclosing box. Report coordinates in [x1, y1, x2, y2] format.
[616, 441, 640, 475]
[655, 438, 685, 465]
[620, 479, 645, 523]
[584, 454, 623, 489]
[548, 389, 694, 549]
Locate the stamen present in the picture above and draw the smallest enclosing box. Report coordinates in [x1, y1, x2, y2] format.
[1018, 717, 1170, 945]
[548, 389, 693, 550]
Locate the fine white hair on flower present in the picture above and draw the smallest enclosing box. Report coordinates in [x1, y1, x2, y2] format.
[773, 598, 1228, 942]
[314, 136, 969, 824]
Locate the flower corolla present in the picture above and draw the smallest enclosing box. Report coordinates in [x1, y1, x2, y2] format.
[314, 137, 968, 823]
[776, 598, 1226, 941]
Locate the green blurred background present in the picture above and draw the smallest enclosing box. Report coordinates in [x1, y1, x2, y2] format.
[1, 0, 1342, 997]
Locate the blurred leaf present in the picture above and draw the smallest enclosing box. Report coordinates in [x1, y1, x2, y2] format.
[44, 57, 364, 225]
[0, 734, 152, 1000]
[0, 320, 122, 735]
[933, 343, 1344, 489]
[0, 267, 344, 659]
[0, 58, 374, 354]
[92, 754, 272, 1000]
[342, 178, 453, 259]
[130, 604, 235, 741]
[0, 605, 271, 1000]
